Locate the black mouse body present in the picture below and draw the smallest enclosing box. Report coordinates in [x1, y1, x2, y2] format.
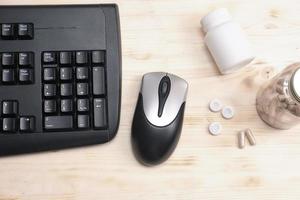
[131, 72, 188, 166]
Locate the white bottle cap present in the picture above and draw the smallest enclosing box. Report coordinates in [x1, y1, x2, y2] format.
[201, 8, 255, 75]
[201, 8, 232, 33]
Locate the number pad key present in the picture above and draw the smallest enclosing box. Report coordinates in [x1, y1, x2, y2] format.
[77, 115, 89, 129]
[61, 99, 73, 113]
[43, 52, 57, 64]
[44, 68, 56, 81]
[60, 83, 73, 97]
[92, 51, 105, 64]
[93, 98, 107, 128]
[59, 52, 72, 65]
[76, 67, 89, 80]
[60, 67, 72, 81]
[77, 99, 89, 112]
[44, 84, 56, 97]
[44, 100, 57, 113]
[44, 115, 73, 130]
[77, 83, 89, 96]
[92, 67, 105, 95]
[75, 51, 88, 64]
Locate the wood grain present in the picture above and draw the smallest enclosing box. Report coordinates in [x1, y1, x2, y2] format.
[1, 0, 300, 199]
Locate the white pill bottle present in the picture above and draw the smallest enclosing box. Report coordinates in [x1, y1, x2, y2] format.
[201, 8, 254, 74]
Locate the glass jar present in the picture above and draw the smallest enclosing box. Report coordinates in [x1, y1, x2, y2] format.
[256, 63, 300, 129]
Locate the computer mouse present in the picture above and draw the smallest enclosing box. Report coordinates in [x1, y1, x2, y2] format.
[131, 72, 188, 166]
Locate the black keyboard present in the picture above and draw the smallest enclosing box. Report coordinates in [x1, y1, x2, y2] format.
[0, 5, 122, 155]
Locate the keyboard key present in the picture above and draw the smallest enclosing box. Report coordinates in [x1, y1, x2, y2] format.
[43, 52, 57, 63]
[2, 101, 18, 116]
[19, 52, 33, 67]
[19, 68, 33, 83]
[44, 84, 56, 97]
[2, 53, 15, 66]
[60, 52, 72, 65]
[76, 51, 88, 64]
[60, 83, 73, 97]
[2, 69, 15, 83]
[92, 51, 105, 64]
[19, 116, 35, 132]
[77, 83, 89, 96]
[1, 24, 15, 39]
[92, 67, 105, 95]
[17, 23, 33, 39]
[44, 115, 73, 130]
[93, 98, 107, 128]
[43, 68, 56, 81]
[76, 67, 89, 80]
[2, 118, 17, 133]
[61, 99, 73, 113]
[77, 115, 89, 129]
[60, 67, 72, 81]
[77, 99, 89, 112]
[44, 100, 57, 113]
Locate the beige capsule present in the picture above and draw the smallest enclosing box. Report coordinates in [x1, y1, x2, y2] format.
[275, 85, 284, 94]
[237, 131, 245, 149]
[277, 94, 287, 102]
[282, 102, 288, 109]
[245, 129, 256, 146]
[285, 97, 295, 105]
[288, 104, 297, 113]
[295, 106, 300, 117]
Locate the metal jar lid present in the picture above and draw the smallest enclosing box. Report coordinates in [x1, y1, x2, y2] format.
[290, 67, 300, 102]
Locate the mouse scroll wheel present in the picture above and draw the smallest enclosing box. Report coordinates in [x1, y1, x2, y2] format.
[161, 81, 169, 96]
[158, 76, 171, 117]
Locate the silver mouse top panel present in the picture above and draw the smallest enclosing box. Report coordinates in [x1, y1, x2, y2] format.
[141, 72, 188, 127]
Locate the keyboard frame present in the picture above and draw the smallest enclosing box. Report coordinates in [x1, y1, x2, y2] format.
[0, 4, 122, 155]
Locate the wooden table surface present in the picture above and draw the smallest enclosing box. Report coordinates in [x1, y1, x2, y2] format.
[1, 0, 300, 199]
